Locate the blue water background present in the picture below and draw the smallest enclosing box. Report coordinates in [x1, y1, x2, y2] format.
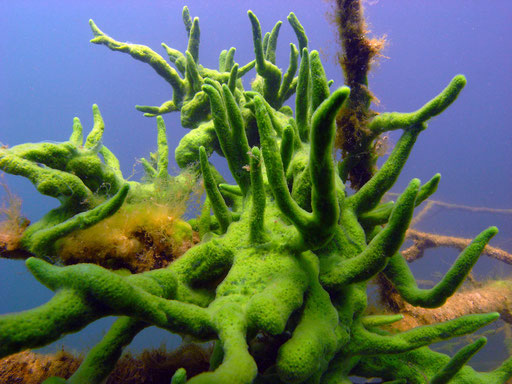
[1, 0, 511, 369]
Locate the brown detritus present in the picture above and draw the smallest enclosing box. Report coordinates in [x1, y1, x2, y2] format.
[105, 343, 212, 384]
[0, 177, 30, 258]
[377, 278, 512, 331]
[402, 229, 512, 265]
[0, 349, 82, 383]
[0, 344, 212, 384]
[56, 203, 200, 273]
[0, 246, 32, 260]
[331, 0, 386, 189]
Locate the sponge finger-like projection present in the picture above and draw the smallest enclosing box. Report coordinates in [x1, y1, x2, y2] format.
[0, 255, 215, 360]
[347, 312, 499, 355]
[0, 105, 130, 260]
[429, 337, 487, 384]
[368, 75, 467, 134]
[188, 302, 257, 384]
[353, 337, 512, 383]
[383, 226, 499, 308]
[59, 317, 147, 384]
[276, 252, 338, 384]
[248, 10, 307, 110]
[255, 87, 349, 250]
[320, 178, 419, 290]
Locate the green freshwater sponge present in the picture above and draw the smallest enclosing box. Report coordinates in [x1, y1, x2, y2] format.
[0, 6, 511, 384]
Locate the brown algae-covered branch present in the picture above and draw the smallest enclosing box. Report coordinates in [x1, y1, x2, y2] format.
[380, 278, 512, 330]
[332, 0, 386, 189]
